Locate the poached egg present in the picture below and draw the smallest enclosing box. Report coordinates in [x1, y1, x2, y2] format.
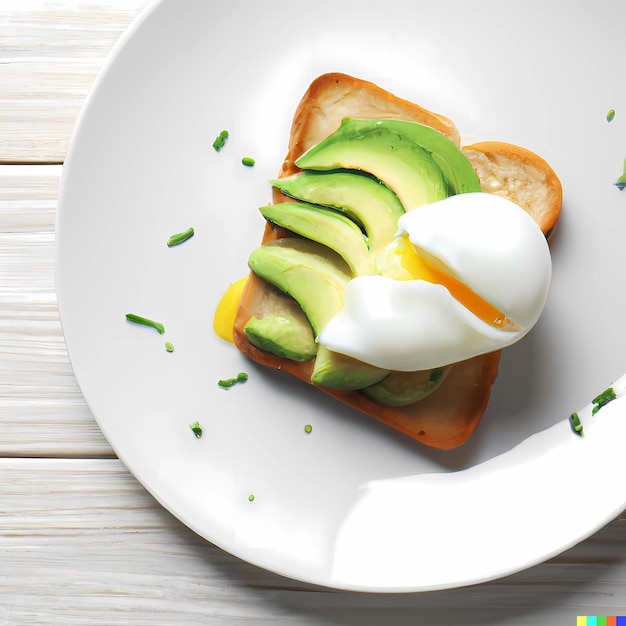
[317, 192, 552, 371]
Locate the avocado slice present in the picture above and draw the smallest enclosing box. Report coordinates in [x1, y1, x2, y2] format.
[247, 238, 350, 336]
[295, 118, 481, 210]
[271, 170, 405, 255]
[312, 345, 389, 390]
[248, 237, 390, 389]
[244, 314, 317, 362]
[360, 366, 450, 406]
[259, 202, 373, 276]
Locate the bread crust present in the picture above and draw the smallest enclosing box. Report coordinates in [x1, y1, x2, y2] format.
[462, 141, 562, 240]
[232, 73, 558, 449]
[278, 73, 460, 176]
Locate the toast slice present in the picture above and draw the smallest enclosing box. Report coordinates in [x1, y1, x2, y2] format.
[232, 73, 560, 449]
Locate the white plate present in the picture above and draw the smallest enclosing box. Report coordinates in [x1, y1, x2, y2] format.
[56, 0, 626, 591]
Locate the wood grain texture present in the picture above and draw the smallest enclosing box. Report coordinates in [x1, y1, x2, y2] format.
[0, 458, 625, 625]
[0, 165, 112, 456]
[0, 1, 150, 163]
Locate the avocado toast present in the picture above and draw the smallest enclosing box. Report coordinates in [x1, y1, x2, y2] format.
[230, 73, 561, 449]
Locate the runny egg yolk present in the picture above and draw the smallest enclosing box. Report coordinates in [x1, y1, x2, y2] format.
[392, 234, 520, 331]
[214, 276, 248, 343]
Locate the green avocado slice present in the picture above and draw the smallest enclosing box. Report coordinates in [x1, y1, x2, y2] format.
[259, 202, 373, 276]
[360, 366, 450, 406]
[247, 238, 349, 336]
[312, 345, 389, 390]
[270, 170, 405, 256]
[244, 314, 317, 362]
[295, 118, 481, 209]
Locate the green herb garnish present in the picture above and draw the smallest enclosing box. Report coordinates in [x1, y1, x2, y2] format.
[167, 227, 194, 247]
[248, 494, 255, 502]
[189, 421, 203, 438]
[304, 424, 312, 434]
[125, 313, 165, 334]
[569, 412, 584, 437]
[607, 109, 616, 122]
[218, 372, 249, 389]
[592, 387, 617, 415]
[213, 130, 229, 152]
[241, 157, 255, 167]
[614, 158, 626, 190]
[165, 342, 174, 352]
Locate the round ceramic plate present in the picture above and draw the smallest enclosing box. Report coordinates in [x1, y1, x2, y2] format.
[56, 0, 626, 591]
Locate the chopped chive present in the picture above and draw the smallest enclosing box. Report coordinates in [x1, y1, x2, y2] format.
[304, 424, 312, 434]
[212, 130, 229, 152]
[607, 109, 616, 122]
[614, 158, 626, 190]
[569, 412, 584, 437]
[189, 421, 203, 438]
[218, 372, 249, 389]
[167, 227, 194, 247]
[248, 494, 255, 502]
[125, 313, 165, 334]
[592, 387, 617, 415]
[241, 157, 255, 167]
[165, 341, 174, 352]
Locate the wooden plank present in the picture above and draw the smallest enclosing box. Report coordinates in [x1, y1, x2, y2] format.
[0, 457, 625, 624]
[0, 1, 150, 163]
[0, 165, 113, 456]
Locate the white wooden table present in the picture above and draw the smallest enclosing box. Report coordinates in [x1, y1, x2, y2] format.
[2, 2, 626, 623]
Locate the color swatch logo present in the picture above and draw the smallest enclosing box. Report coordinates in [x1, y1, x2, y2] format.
[577, 618, 626, 625]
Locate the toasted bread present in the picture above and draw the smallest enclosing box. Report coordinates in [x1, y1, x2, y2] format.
[462, 141, 562, 240]
[232, 73, 560, 449]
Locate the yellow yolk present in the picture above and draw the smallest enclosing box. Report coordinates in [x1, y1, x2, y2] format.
[392, 235, 519, 331]
[214, 276, 248, 343]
